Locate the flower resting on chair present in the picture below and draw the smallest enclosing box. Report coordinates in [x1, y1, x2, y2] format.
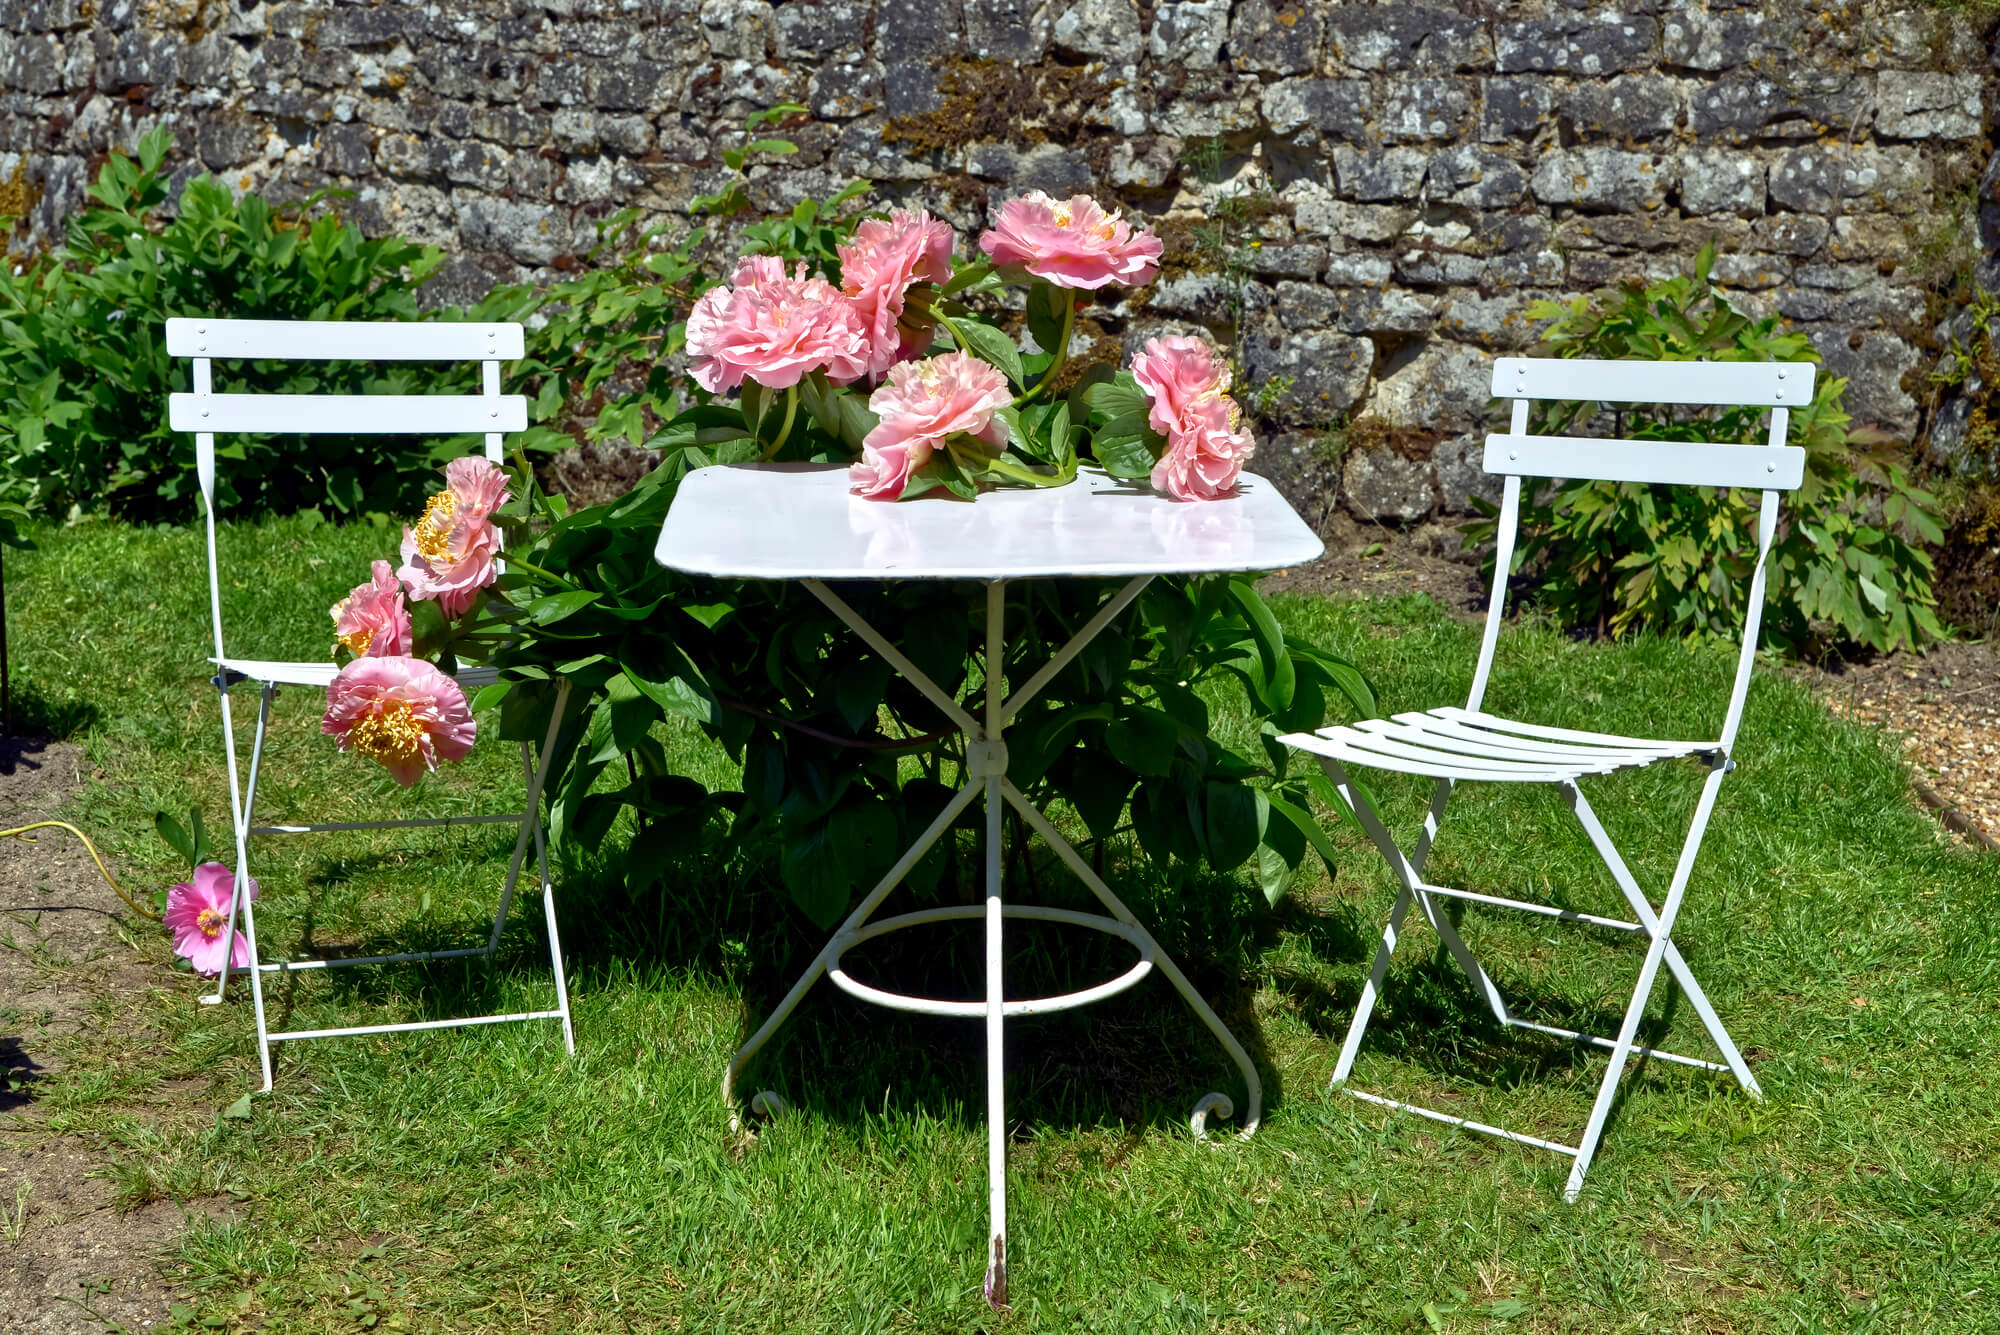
[164, 861, 257, 976]
[330, 559, 413, 658]
[322, 655, 477, 785]
[398, 456, 510, 619]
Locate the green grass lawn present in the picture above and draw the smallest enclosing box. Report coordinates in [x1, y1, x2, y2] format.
[7, 515, 1999, 1333]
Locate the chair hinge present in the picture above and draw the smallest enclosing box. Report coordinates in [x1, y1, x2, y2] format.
[212, 667, 250, 690]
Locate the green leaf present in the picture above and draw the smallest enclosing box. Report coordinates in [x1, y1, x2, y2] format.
[949, 318, 1026, 387]
[1093, 432, 1158, 479]
[524, 589, 601, 624]
[1026, 280, 1069, 359]
[154, 810, 194, 867]
[1203, 781, 1264, 872]
[219, 1093, 252, 1121]
[1107, 706, 1178, 777]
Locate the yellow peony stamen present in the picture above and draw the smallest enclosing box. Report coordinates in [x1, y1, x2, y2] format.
[412, 490, 457, 561]
[197, 907, 226, 939]
[347, 702, 430, 770]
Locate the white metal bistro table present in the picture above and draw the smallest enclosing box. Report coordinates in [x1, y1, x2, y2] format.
[654, 462, 1323, 1306]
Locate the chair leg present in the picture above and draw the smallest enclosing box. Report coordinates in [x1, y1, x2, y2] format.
[210, 683, 276, 1006]
[1564, 766, 1733, 1199]
[211, 682, 276, 1092]
[1564, 782, 1763, 1101]
[525, 684, 574, 1055]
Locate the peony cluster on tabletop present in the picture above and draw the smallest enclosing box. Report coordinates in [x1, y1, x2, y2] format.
[680, 189, 1256, 504]
[319, 455, 504, 786]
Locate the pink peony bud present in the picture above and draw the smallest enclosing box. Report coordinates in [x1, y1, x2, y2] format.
[978, 191, 1163, 290]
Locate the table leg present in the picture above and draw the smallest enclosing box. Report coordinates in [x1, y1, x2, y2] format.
[725, 574, 1264, 1309]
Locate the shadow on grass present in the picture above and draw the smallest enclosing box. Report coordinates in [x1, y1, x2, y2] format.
[549, 829, 1290, 1141]
[3, 680, 102, 742]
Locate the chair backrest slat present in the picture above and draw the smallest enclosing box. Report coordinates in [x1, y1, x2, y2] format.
[1483, 434, 1805, 490]
[1468, 356, 1809, 746]
[164, 317, 523, 361]
[169, 392, 527, 435]
[1492, 356, 1812, 408]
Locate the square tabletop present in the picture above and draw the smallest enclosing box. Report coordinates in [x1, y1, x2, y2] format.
[654, 463, 1324, 581]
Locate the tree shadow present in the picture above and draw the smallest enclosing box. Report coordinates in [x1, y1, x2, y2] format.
[4, 680, 102, 742]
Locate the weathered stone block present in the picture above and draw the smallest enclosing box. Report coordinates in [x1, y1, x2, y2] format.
[700, 0, 776, 60]
[197, 115, 266, 171]
[1427, 145, 1528, 208]
[1052, 0, 1141, 62]
[1875, 71, 1984, 140]
[1438, 292, 1540, 349]
[1530, 147, 1675, 212]
[1247, 242, 1326, 279]
[1149, 0, 1230, 68]
[1229, 0, 1322, 76]
[1107, 137, 1181, 189]
[1479, 78, 1556, 143]
[1242, 323, 1374, 425]
[1560, 74, 1680, 140]
[1381, 78, 1476, 143]
[1749, 213, 1829, 257]
[1679, 147, 1765, 216]
[776, 0, 871, 59]
[1326, 5, 1492, 73]
[808, 58, 883, 119]
[1332, 145, 1428, 201]
[459, 196, 571, 265]
[1769, 145, 1927, 214]
[1688, 74, 1869, 142]
[1495, 17, 1658, 77]
[318, 7, 407, 48]
[1811, 329, 1920, 436]
[1331, 285, 1438, 336]
[1710, 253, 1788, 290]
[963, 0, 1050, 61]
[1259, 78, 1371, 141]
[1434, 432, 1503, 513]
[1661, 11, 1765, 70]
[1324, 251, 1394, 285]
[1275, 281, 1341, 329]
[1343, 446, 1435, 522]
[317, 122, 375, 178]
[1829, 214, 1908, 261]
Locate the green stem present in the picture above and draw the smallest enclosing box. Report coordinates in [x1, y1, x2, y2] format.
[981, 453, 1076, 488]
[1012, 289, 1075, 409]
[934, 309, 977, 364]
[494, 551, 580, 589]
[759, 386, 799, 462]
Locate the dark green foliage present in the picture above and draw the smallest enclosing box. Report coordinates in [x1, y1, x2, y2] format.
[1478, 245, 1947, 654]
[0, 128, 456, 520]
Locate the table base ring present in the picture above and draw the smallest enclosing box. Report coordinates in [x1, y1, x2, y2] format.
[826, 904, 1156, 1018]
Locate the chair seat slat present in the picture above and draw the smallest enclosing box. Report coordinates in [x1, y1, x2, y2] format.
[171, 393, 527, 435]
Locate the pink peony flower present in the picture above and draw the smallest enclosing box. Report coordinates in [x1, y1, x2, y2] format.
[850, 353, 1013, 500]
[322, 655, 477, 786]
[330, 559, 413, 658]
[397, 456, 511, 619]
[164, 861, 257, 976]
[685, 255, 872, 393]
[978, 191, 1163, 290]
[1150, 404, 1256, 502]
[1131, 336, 1255, 502]
[1131, 334, 1232, 439]
[839, 209, 956, 375]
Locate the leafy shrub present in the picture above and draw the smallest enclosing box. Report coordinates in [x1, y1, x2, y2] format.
[1478, 246, 1946, 653]
[467, 127, 1373, 928]
[0, 128, 459, 520]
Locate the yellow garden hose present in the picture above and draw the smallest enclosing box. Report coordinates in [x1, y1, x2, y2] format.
[1, 821, 157, 921]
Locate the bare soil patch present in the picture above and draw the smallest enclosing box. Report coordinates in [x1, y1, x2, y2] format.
[0, 736, 207, 1333]
[1261, 512, 1489, 618]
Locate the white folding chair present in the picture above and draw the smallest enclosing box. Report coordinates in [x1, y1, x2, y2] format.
[165, 318, 575, 1092]
[1283, 356, 1814, 1199]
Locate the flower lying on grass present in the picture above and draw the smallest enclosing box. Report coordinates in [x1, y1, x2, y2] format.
[164, 861, 256, 975]
[323, 655, 477, 786]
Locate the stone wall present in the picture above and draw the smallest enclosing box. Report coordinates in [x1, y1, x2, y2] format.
[3, 0, 1995, 523]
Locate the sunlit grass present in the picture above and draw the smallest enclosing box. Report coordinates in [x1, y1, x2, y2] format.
[8, 517, 1998, 1332]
